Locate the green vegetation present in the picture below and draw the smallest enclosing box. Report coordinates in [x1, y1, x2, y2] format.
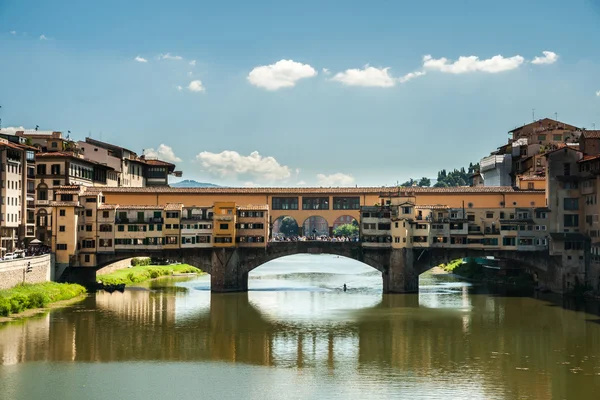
[439, 258, 535, 286]
[399, 162, 480, 188]
[131, 257, 151, 267]
[278, 216, 299, 237]
[0, 282, 87, 317]
[333, 221, 359, 237]
[98, 264, 203, 286]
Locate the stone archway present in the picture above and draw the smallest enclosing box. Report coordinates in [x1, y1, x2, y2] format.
[302, 216, 329, 237]
[272, 216, 300, 239]
[332, 215, 359, 238]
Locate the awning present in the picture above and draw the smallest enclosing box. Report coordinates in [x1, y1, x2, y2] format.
[26, 196, 34, 201]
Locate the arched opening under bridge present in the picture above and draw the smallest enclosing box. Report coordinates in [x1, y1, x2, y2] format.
[332, 215, 359, 239]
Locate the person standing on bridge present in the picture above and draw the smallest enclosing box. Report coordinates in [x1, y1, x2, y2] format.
[343, 284, 347, 292]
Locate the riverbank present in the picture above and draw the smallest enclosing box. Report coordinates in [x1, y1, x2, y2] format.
[437, 259, 534, 287]
[98, 264, 204, 286]
[0, 282, 87, 320]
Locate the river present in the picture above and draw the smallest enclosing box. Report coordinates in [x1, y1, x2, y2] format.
[1, 254, 600, 399]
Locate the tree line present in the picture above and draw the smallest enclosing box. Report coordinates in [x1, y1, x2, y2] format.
[399, 162, 480, 188]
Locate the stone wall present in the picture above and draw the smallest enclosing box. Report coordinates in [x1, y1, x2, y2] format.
[0, 255, 52, 290]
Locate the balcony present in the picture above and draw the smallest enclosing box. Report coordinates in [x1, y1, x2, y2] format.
[182, 215, 210, 221]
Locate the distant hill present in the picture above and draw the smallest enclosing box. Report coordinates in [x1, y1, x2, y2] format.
[171, 180, 220, 188]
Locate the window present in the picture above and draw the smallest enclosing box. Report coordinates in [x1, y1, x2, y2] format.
[553, 134, 562, 141]
[61, 194, 73, 201]
[535, 211, 547, 219]
[84, 255, 90, 262]
[37, 164, 46, 175]
[102, 211, 109, 218]
[82, 240, 95, 249]
[272, 197, 299, 210]
[302, 197, 329, 210]
[378, 223, 391, 230]
[99, 224, 112, 232]
[564, 214, 579, 227]
[535, 225, 547, 231]
[467, 215, 475, 222]
[166, 211, 179, 219]
[86, 225, 92, 232]
[53, 180, 61, 186]
[37, 187, 48, 201]
[332, 197, 360, 210]
[564, 181, 578, 189]
[564, 198, 579, 211]
[51, 164, 60, 175]
[537, 134, 546, 141]
[564, 241, 584, 250]
[528, 182, 534, 190]
[56, 244, 67, 250]
[402, 206, 412, 215]
[486, 212, 494, 219]
[214, 237, 233, 243]
[166, 236, 178, 245]
[99, 239, 113, 247]
[59, 209, 66, 217]
[86, 197, 97, 203]
[59, 225, 65, 232]
[118, 225, 125, 232]
[220, 223, 229, 230]
[563, 163, 571, 176]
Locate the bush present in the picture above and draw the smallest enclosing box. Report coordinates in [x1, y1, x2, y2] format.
[131, 257, 151, 267]
[0, 283, 86, 318]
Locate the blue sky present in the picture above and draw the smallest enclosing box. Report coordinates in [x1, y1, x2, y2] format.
[1, 0, 600, 187]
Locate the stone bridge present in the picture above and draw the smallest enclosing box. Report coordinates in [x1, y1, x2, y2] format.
[87, 242, 566, 293]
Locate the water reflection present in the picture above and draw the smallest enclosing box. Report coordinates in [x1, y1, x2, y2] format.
[1, 256, 600, 399]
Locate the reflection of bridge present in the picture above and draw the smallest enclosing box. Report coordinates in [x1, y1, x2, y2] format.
[89, 242, 560, 293]
[0, 287, 594, 399]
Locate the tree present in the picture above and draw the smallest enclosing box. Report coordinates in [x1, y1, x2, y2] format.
[278, 217, 299, 237]
[333, 223, 359, 237]
[417, 177, 431, 187]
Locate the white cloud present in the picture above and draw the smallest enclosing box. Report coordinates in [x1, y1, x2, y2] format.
[316, 173, 355, 186]
[397, 70, 426, 83]
[176, 85, 183, 91]
[195, 150, 291, 182]
[134, 56, 148, 63]
[0, 126, 25, 135]
[144, 144, 182, 163]
[423, 54, 525, 73]
[531, 51, 558, 65]
[322, 68, 330, 75]
[332, 65, 396, 87]
[187, 71, 193, 76]
[247, 59, 317, 90]
[243, 181, 257, 187]
[596, 90, 600, 97]
[188, 80, 205, 92]
[296, 180, 307, 185]
[189, 60, 196, 66]
[158, 53, 183, 60]
[9, 31, 16, 35]
[39, 34, 48, 40]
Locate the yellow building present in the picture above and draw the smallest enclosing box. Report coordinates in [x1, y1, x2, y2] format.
[212, 202, 236, 247]
[236, 205, 269, 247]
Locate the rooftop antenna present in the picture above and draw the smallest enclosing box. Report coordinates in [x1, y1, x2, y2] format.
[532, 109, 535, 122]
[593, 123, 596, 129]
[35, 125, 39, 131]
[554, 112, 558, 121]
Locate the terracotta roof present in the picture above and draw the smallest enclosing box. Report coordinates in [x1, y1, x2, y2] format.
[36, 152, 115, 169]
[85, 137, 137, 156]
[579, 154, 600, 163]
[415, 205, 450, 209]
[164, 203, 183, 211]
[142, 158, 176, 167]
[50, 201, 81, 207]
[81, 185, 544, 195]
[54, 185, 83, 195]
[582, 130, 600, 139]
[0, 140, 38, 151]
[98, 204, 117, 210]
[509, 118, 579, 133]
[518, 176, 546, 181]
[237, 205, 269, 211]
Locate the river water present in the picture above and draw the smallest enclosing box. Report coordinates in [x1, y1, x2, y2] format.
[1, 255, 600, 400]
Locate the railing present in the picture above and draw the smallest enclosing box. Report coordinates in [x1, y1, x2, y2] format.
[115, 217, 164, 224]
[182, 216, 210, 221]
